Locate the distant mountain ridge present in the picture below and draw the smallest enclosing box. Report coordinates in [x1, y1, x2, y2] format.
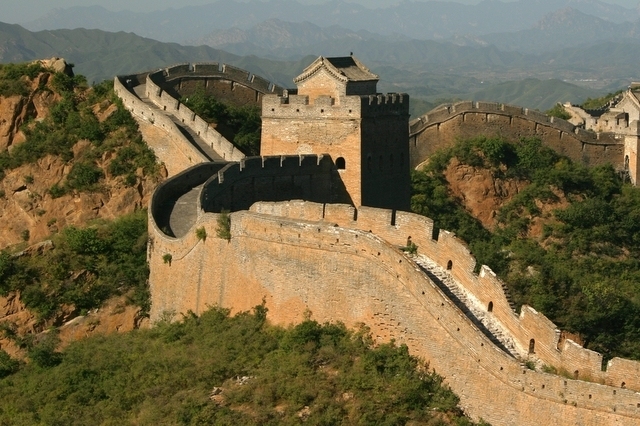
[22, 0, 640, 44]
[0, 21, 624, 113]
[453, 8, 640, 53]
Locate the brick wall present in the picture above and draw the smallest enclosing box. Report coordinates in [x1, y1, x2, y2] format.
[148, 202, 640, 426]
[410, 102, 625, 170]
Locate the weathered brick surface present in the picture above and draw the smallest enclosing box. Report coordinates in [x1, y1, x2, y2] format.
[114, 76, 207, 174]
[148, 202, 640, 426]
[410, 103, 626, 171]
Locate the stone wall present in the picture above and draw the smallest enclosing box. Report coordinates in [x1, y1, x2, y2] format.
[198, 155, 348, 213]
[114, 75, 209, 173]
[410, 101, 625, 170]
[158, 62, 283, 107]
[146, 70, 245, 161]
[148, 200, 640, 426]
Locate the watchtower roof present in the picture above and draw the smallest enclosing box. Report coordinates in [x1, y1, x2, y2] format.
[294, 55, 379, 84]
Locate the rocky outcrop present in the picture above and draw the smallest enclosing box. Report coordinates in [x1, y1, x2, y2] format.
[444, 158, 525, 229]
[0, 73, 59, 151]
[0, 152, 159, 248]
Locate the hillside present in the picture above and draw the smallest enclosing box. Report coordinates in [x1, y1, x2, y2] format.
[0, 22, 619, 113]
[0, 307, 485, 425]
[0, 60, 164, 357]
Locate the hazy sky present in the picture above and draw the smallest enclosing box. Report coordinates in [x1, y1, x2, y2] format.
[2, 0, 639, 24]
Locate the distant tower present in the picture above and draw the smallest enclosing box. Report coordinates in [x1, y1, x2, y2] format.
[261, 56, 410, 210]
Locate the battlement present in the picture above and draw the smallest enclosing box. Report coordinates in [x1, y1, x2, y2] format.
[262, 92, 409, 119]
[199, 155, 343, 213]
[409, 100, 626, 171]
[148, 196, 640, 426]
[144, 71, 245, 161]
[249, 200, 640, 393]
[156, 62, 283, 94]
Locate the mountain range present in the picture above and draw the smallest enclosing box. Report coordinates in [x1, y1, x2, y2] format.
[22, 0, 640, 45]
[3, 0, 640, 113]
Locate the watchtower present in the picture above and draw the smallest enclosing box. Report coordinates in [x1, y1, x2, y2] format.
[261, 55, 410, 210]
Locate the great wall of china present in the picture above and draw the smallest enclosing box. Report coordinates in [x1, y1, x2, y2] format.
[409, 101, 638, 183]
[114, 62, 640, 426]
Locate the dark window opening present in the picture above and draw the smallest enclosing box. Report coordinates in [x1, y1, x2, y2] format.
[529, 339, 535, 354]
[488, 301, 493, 312]
[446, 260, 453, 270]
[336, 157, 346, 170]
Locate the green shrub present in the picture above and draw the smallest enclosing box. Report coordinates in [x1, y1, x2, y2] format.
[66, 161, 104, 191]
[216, 210, 231, 240]
[0, 350, 19, 378]
[545, 104, 571, 120]
[48, 184, 66, 199]
[0, 306, 482, 425]
[195, 227, 207, 241]
[162, 253, 172, 265]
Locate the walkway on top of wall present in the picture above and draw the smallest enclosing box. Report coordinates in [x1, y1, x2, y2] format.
[132, 84, 224, 162]
[154, 183, 204, 238]
[414, 255, 524, 359]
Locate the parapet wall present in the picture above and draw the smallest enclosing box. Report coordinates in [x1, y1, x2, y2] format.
[146, 70, 244, 161]
[148, 200, 640, 426]
[114, 75, 209, 171]
[250, 200, 640, 392]
[199, 155, 348, 213]
[262, 92, 409, 119]
[409, 101, 625, 170]
[161, 62, 283, 95]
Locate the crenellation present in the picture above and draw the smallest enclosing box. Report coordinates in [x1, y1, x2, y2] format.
[191, 63, 221, 74]
[524, 108, 549, 123]
[548, 116, 576, 133]
[475, 101, 500, 110]
[410, 100, 629, 170]
[221, 64, 251, 82]
[501, 104, 524, 115]
[165, 63, 191, 76]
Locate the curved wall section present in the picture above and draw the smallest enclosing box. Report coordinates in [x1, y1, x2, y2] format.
[114, 75, 210, 172]
[410, 101, 624, 170]
[200, 155, 351, 213]
[148, 202, 640, 426]
[146, 70, 245, 161]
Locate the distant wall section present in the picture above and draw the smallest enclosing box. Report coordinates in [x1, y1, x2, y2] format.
[410, 102, 625, 170]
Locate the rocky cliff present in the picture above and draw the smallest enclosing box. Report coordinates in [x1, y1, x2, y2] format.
[0, 61, 162, 355]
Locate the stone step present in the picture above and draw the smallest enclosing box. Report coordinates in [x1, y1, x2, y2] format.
[411, 254, 522, 358]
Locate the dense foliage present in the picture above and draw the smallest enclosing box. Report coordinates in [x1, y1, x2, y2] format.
[0, 63, 47, 97]
[0, 210, 150, 320]
[580, 89, 624, 110]
[0, 74, 159, 191]
[544, 103, 571, 120]
[412, 136, 640, 361]
[0, 306, 485, 426]
[181, 89, 262, 156]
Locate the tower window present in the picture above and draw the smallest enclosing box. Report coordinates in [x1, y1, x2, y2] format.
[336, 157, 346, 170]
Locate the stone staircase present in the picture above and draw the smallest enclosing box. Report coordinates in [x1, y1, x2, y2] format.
[412, 254, 524, 359]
